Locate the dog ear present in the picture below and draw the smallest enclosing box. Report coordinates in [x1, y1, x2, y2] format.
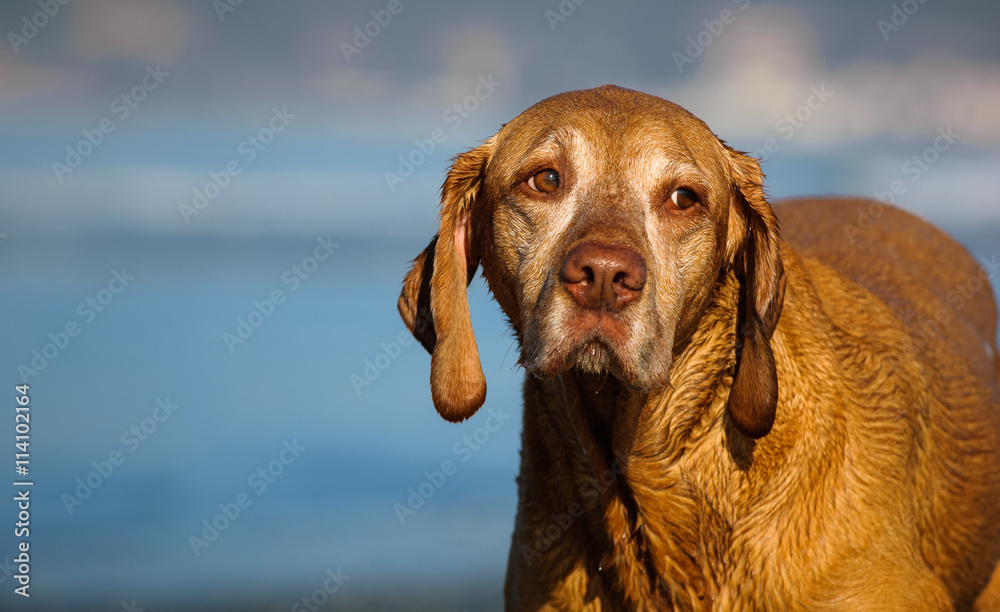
[397, 138, 495, 422]
[723, 146, 785, 439]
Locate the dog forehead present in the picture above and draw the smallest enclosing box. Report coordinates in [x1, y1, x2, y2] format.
[489, 85, 724, 172]
[516, 86, 706, 134]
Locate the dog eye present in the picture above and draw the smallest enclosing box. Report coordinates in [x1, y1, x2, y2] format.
[528, 169, 560, 193]
[668, 187, 698, 210]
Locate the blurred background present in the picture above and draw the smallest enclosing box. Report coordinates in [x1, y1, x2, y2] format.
[0, 0, 998, 609]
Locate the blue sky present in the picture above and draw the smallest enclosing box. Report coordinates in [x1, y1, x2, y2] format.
[1, 0, 999, 239]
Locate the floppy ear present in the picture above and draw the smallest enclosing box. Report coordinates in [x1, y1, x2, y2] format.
[397, 138, 495, 422]
[723, 146, 785, 439]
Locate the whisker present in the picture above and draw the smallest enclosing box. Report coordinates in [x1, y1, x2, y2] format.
[501, 338, 518, 371]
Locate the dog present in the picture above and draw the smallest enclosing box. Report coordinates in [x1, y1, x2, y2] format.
[398, 85, 1000, 610]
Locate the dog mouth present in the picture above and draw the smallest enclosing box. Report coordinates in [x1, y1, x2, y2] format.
[524, 311, 638, 382]
[569, 338, 624, 377]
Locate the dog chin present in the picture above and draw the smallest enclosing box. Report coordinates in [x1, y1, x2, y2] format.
[570, 340, 620, 376]
[524, 318, 646, 383]
[566, 336, 671, 392]
[530, 338, 635, 383]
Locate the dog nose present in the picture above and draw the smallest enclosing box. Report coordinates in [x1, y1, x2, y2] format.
[560, 242, 646, 311]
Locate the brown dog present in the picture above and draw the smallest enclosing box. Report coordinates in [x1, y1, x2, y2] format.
[398, 85, 1000, 610]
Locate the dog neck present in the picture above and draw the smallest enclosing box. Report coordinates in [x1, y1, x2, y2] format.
[553, 272, 744, 609]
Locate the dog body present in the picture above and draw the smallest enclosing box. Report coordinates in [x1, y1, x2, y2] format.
[399, 86, 1000, 610]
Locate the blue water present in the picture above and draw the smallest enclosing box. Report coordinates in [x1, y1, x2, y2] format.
[0, 228, 997, 610]
[0, 235, 524, 610]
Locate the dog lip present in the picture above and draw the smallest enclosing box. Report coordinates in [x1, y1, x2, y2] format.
[571, 339, 626, 378]
[527, 322, 634, 382]
[563, 310, 633, 346]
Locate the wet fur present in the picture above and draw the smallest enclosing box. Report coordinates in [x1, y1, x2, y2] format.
[398, 85, 1000, 610]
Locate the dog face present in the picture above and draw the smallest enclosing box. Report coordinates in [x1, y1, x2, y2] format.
[399, 85, 783, 438]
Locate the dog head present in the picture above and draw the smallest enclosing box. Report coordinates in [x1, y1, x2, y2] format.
[399, 85, 783, 438]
